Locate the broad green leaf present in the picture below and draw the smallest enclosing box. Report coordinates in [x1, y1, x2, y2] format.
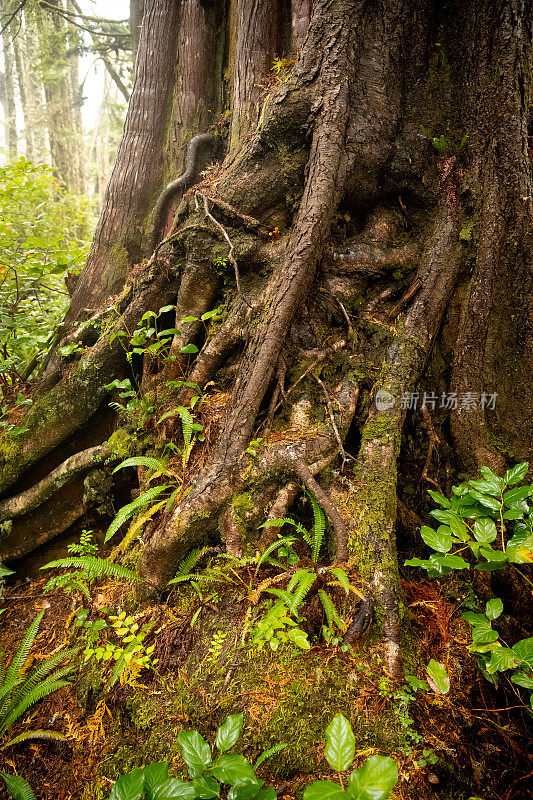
[420, 525, 452, 553]
[486, 647, 518, 674]
[192, 775, 220, 798]
[426, 660, 450, 694]
[143, 762, 169, 800]
[287, 627, 311, 649]
[303, 781, 349, 800]
[427, 490, 450, 508]
[512, 637, 533, 669]
[473, 518, 497, 543]
[324, 714, 355, 771]
[511, 670, 533, 690]
[485, 598, 503, 621]
[216, 713, 244, 752]
[227, 781, 263, 800]
[503, 486, 531, 505]
[211, 754, 256, 784]
[432, 554, 468, 569]
[504, 462, 528, 485]
[178, 731, 212, 778]
[469, 491, 501, 511]
[151, 779, 197, 800]
[108, 768, 145, 800]
[347, 756, 398, 800]
[254, 791, 277, 800]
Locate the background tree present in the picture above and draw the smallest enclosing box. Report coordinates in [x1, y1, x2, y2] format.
[0, 0, 531, 687]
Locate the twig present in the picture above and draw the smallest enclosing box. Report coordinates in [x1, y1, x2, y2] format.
[419, 404, 442, 492]
[196, 192, 250, 306]
[314, 375, 352, 469]
[385, 278, 423, 320]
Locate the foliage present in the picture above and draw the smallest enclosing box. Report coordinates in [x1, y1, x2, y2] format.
[405, 462, 533, 707]
[303, 714, 398, 799]
[42, 554, 141, 586]
[0, 610, 76, 750]
[419, 126, 468, 156]
[250, 498, 357, 651]
[80, 611, 158, 688]
[42, 530, 101, 598]
[0, 771, 36, 800]
[105, 713, 283, 799]
[0, 158, 91, 379]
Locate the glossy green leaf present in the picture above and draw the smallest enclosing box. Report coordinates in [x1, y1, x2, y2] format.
[347, 756, 398, 800]
[426, 660, 450, 694]
[511, 670, 533, 690]
[420, 525, 452, 553]
[108, 768, 144, 800]
[504, 462, 528, 485]
[178, 731, 212, 778]
[473, 518, 497, 543]
[227, 780, 264, 800]
[192, 775, 220, 799]
[485, 598, 503, 621]
[303, 781, 349, 800]
[512, 637, 533, 669]
[143, 763, 169, 800]
[486, 647, 518, 674]
[151, 779, 197, 800]
[211, 754, 256, 785]
[216, 713, 244, 752]
[324, 714, 355, 771]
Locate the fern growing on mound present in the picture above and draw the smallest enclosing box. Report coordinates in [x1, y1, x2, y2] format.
[42, 556, 140, 583]
[0, 610, 77, 750]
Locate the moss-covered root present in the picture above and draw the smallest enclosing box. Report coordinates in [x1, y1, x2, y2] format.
[350, 410, 404, 681]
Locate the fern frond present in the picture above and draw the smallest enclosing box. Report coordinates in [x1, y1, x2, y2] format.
[287, 568, 313, 593]
[177, 406, 194, 449]
[328, 567, 350, 594]
[318, 589, 343, 630]
[167, 574, 205, 586]
[255, 536, 296, 573]
[1, 729, 66, 750]
[4, 611, 44, 688]
[112, 456, 170, 475]
[287, 570, 316, 615]
[115, 499, 167, 556]
[308, 494, 326, 562]
[41, 557, 140, 583]
[176, 546, 210, 577]
[258, 517, 297, 529]
[0, 771, 36, 800]
[12, 658, 76, 709]
[0, 679, 71, 737]
[105, 485, 171, 542]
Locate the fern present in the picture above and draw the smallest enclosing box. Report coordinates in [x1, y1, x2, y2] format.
[308, 494, 326, 562]
[175, 547, 210, 578]
[0, 771, 36, 800]
[105, 485, 170, 542]
[42, 557, 140, 583]
[255, 536, 296, 573]
[0, 613, 75, 749]
[329, 567, 350, 594]
[112, 456, 171, 475]
[286, 570, 316, 615]
[318, 589, 343, 630]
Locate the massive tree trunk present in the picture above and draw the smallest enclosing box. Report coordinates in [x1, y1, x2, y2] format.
[1, 0, 532, 687]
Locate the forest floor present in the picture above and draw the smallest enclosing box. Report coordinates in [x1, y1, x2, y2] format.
[1, 570, 532, 800]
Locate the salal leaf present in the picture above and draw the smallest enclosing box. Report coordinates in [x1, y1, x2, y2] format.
[303, 781, 349, 800]
[324, 713, 355, 771]
[473, 518, 497, 543]
[216, 713, 244, 752]
[192, 775, 220, 799]
[504, 462, 528, 485]
[486, 647, 519, 674]
[347, 755, 398, 800]
[511, 670, 533, 690]
[178, 731, 212, 778]
[427, 490, 450, 508]
[469, 492, 501, 511]
[420, 525, 452, 553]
[143, 762, 169, 800]
[426, 660, 450, 694]
[485, 598, 503, 621]
[254, 790, 277, 800]
[151, 779, 197, 800]
[512, 637, 533, 669]
[211, 754, 256, 784]
[227, 780, 263, 800]
[108, 767, 144, 800]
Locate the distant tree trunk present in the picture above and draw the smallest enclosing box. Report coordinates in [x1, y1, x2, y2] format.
[23, 6, 49, 164]
[0, 0, 18, 160]
[12, 20, 34, 160]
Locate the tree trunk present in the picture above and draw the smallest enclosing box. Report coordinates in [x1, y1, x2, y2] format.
[2, 0, 532, 697]
[0, 0, 18, 160]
